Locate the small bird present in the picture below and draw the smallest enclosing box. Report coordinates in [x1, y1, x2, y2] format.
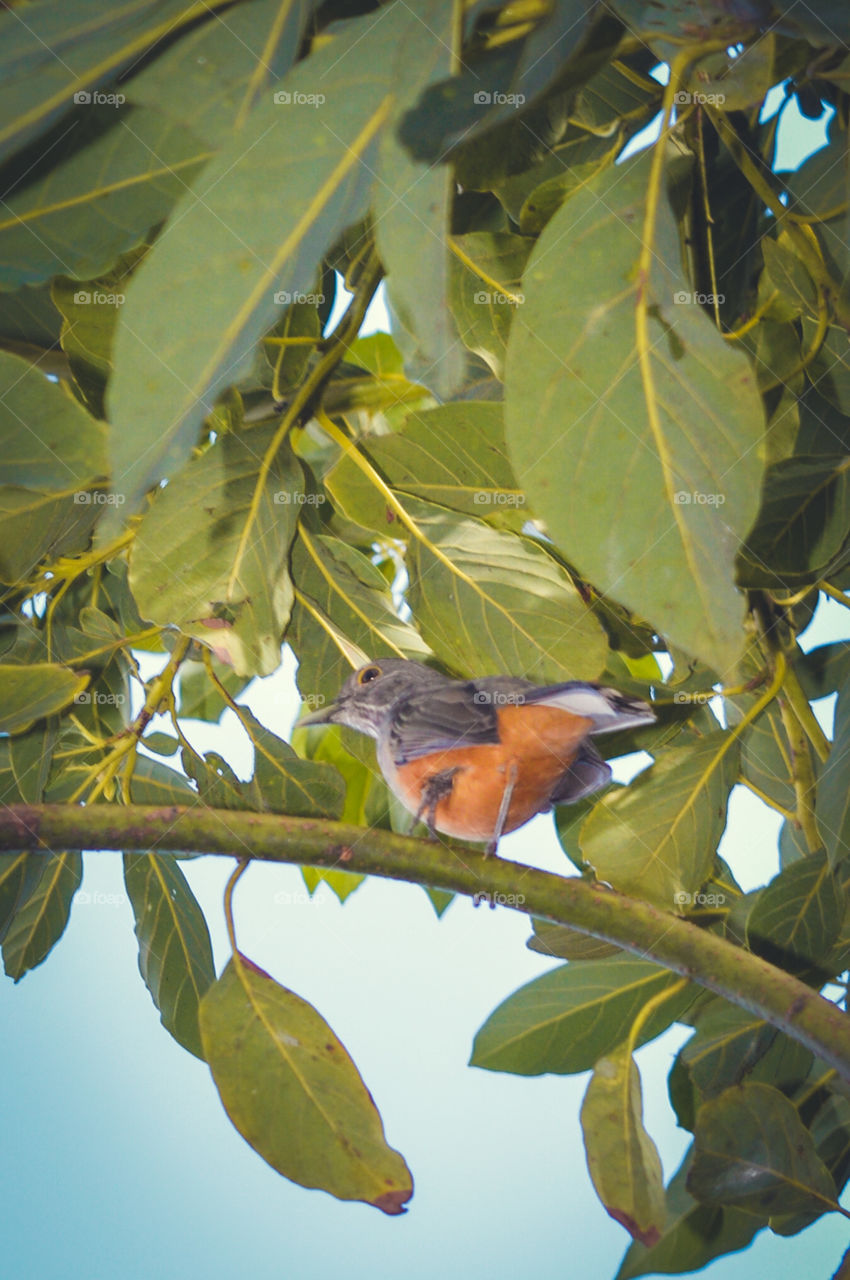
[302, 658, 655, 852]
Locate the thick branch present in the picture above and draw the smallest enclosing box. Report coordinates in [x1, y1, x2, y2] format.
[4, 803, 850, 1080]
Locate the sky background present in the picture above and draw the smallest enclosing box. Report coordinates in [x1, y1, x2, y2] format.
[3, 87, 849, 1280]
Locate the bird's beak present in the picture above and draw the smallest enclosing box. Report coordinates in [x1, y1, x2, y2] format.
[299, 700, 339, 726]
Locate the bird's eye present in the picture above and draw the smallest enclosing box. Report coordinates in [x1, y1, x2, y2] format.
[357, 664, 382, 685]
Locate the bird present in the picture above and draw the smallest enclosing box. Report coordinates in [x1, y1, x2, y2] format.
[301, 658, 655, 852]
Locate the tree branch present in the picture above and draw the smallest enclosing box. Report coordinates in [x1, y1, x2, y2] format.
[3, 803, 849, 1079]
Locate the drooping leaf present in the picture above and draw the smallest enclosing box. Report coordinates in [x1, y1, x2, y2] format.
[0, 662, 89, 734]
[581, 1044, 666, 1247]
[123, 853, 215, 1059]
[471, 958, 692, 1076]
[200, 955, 413, 1213]
[2, 852, 81, 980]
[746, 850, 843, 972]
[0, 852, 42, 943]
[239, 707, 346, 818]
[505, 153, 765, 675]
[447, 233, 531, 378]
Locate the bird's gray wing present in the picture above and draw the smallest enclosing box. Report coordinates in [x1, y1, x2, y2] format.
[389, 683, 501, 764]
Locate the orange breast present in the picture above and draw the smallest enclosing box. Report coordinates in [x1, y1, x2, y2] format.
[387, 705, 594, 842]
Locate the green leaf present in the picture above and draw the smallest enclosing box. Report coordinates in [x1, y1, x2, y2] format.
[0, 351, 107, 492]
[2, 852, 81, 980]
[817, 671, 850, 869]
[580, 734, 739, 910]
[740, 701, 796, 813]
[178, 658, 249, 723]
[527, 918, 622, 962]
[373, 0, 463, 396]
[129, 427, 302, 676]
[108, 2, 423, 519]
[678, 1001, 811, 1103]
[581, 1044, 666, 1247]
[738, 455, 850, 588]
[746, 850, 843, 972]
[123, 852, 215, 1059]
[240, 707, 345, 819]
[325, 401, 526, 527]
[687, 1082, 838, 1218]
[126, 0, 317, 146]
[447, 233, 531, 378]
[505, 153, 765, 674]
[616, 1150, 764, 1279]
[404, 497, 608, 681]
[128, 754, 196, 806]
[0, 0, 227, 165]
[0, 106, 209, 289]
[0, 852, 42, 943]
[200, 955, 413, 1213]
[9, 722, 57, 803]
[0, 662, 89, 733]
[471, 958, 692, 1076]
[288, 531, 431, 705]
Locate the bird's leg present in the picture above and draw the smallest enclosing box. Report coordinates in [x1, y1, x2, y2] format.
[414, 767, 461, 838]
[486, 761, 518, 856]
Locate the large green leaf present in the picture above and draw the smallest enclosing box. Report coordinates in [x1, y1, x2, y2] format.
[737, 455, 850, 588]
[325, 401, 526, 527]
[404, 497, 608, 681]
[288, 531, 431, 705]
[0, 107, 209, 289]
[688, 1083, 838, 1218]
[505, 154, 765, 675]
[200, 955, 413, 1213]
[678, 1001, 811, 1103]
[0, 663, 89, 734]
[372, 0, 463, 396]
[128, 427, 302, 676]
[447, 232, 531, 379]
[126, 0, 317, 146]
[746, 850, 844, 972]
[580, 733, 739, 910]
[240, 707, 346, 818]
[2, 852, 81, 980]
[0, 351, 107, 491]
[123, 853, 215, 1059]
[0, 0, 229, 165]
[471, 958, 692, 1076]
[581, 1044, 666, 1246]
[0, 853, 42, 943]
[108, 2, 424, 519]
